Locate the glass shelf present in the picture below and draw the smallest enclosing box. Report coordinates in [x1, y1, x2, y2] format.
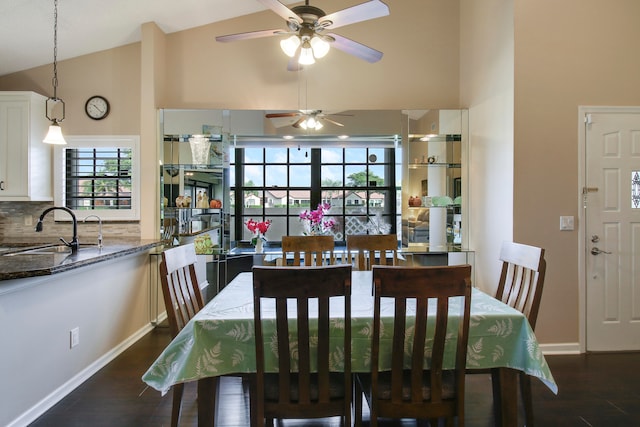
[408, 162, 462, 169]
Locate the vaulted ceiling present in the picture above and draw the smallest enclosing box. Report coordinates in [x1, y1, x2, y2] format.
[0, 0, 300, 76]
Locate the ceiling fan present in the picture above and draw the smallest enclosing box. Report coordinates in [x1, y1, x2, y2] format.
[266, 110, 351, 130]
[216, 0, 390, 70]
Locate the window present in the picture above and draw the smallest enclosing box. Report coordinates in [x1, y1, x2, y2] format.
[633, 170, 640, 209]
[231, 144, 399, 242]
[54, 136, 141, 221]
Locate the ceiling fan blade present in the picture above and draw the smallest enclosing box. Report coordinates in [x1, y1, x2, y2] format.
[329, 33, 383, 63]
[325, 112, 354, 117]
[216, 29, 283, 43]
[292, 117, 306, 128]
[318, 0, 389, 30]
[265, 112, 301, 118]
[322, 117, 345, 127]
[256, 0, 302, 25]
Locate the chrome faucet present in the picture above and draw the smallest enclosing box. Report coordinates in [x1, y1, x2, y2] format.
[35, 206, 79, 253]
[83, 215, 103, 248]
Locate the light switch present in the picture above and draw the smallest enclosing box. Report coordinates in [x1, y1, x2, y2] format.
[560, 216, 574, 231]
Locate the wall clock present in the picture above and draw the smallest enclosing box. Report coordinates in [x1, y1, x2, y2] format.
[85, 95, 110, 120]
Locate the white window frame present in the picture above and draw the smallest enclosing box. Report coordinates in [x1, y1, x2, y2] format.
[53, 135, 141, 221]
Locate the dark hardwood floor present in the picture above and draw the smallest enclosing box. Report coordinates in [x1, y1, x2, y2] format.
[29, 323, 640, 427]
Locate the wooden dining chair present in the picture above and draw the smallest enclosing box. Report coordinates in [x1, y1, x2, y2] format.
[280, 235, 335, 266]
[252, 264, 352, 427]
[346, 234, 399, 270]
[493, 241, 546, 426]
[354, 264, 472, 427]
[159, 243, 205, 427]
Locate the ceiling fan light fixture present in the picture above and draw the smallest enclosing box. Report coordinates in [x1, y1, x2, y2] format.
[299, 116, 323, 131]
[280, 35, 300, 57]
[310, 36, 330, 58]
[298, 42, 316, 65]
[306, 117, 318, 128]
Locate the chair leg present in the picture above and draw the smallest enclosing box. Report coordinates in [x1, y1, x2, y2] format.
[490, 368, 502, 425]
[520, 372, 534, 426]
[354, 378, 363, 427]
[170, 383, 184, 427]
[197, 376, 218, 427]
[241, 374, 257, 427]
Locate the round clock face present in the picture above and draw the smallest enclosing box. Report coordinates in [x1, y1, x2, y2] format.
[85, 96, 110, 120]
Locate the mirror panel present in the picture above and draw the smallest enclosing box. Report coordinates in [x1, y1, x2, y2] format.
[160, 109, 468, 252]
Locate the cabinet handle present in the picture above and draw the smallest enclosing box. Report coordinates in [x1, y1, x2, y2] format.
[0, 180, 4, 191]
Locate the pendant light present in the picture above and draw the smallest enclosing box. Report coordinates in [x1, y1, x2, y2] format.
[43, 0, 67, 145]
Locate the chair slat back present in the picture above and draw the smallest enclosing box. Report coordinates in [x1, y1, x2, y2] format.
[370, 265, 472, 421]
[252, 265, 352, 425]
[159, 244, 205, 337]
[281, 235, 335, 266]
[346, 234, 399, 270]
[495, 241, 546, 329]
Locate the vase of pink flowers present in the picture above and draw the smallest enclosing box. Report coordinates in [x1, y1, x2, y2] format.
[245, 218, 271, 253]
[299, 202, 337, 236]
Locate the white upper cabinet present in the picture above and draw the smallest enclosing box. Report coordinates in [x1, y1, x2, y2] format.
[0, 91, 52, 201]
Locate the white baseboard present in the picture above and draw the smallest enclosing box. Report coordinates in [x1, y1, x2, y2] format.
[540, 342, 582, 355]
[8, 322, 159, 427]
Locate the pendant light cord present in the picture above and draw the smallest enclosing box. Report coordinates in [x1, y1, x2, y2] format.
[52, 0, 59, 100]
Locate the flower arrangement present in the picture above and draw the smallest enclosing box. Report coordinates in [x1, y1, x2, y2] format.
[245, 218, 271, 246]
[299, 202, 337, 235]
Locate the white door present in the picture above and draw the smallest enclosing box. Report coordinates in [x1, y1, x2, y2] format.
[585, 111, 640, 351]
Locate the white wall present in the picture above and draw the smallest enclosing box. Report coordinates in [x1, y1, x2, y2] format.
[460, 0, 515, 293]
[0, 252, 153, 427]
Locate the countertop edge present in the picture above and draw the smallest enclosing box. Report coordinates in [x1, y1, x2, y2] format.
[0, 240, 162, 281]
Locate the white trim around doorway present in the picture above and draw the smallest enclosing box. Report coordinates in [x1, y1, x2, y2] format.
[577, 106, 640, 353]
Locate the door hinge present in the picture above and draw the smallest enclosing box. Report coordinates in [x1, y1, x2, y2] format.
[582, 187, 598, 194]
[585, 114, 593, 125]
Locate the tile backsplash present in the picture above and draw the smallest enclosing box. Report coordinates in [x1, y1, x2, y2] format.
[0, 202, 140, 244]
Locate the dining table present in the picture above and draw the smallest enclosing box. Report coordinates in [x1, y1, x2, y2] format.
[143, 270, 557, 426]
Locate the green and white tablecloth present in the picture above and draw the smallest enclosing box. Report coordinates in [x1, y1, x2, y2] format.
[143, 271, 557, 395]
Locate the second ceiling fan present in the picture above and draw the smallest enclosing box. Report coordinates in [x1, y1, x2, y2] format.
[216, 0, 390, 70]
[266, 110, 351, 130]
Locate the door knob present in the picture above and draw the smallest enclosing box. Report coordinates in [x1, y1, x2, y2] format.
[591, 247, 612, 255]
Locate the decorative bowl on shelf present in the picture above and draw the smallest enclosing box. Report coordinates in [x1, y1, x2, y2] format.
[408, 196, 422, 207]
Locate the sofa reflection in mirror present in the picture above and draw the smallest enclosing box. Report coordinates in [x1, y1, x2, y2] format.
[402, 208, 460, 247]
[402, 208, 430, 243]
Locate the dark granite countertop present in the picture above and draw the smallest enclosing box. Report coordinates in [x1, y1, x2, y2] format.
[0, 239, 161, 281]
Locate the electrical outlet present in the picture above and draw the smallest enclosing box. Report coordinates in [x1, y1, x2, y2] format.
[24, 215, 32, 226]
[70, 327, 80, 348]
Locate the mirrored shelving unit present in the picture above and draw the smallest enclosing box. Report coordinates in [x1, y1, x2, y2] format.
[402, 109, 469, 252]
[161, 133, 230, 254]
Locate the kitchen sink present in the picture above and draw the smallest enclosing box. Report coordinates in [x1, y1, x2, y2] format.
[2, 244, 97, 256]
[3, 245, 72, 256]
[22, 245, 73, 254]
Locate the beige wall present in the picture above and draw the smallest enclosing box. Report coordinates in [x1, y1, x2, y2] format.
[159, 0, 461, 110]
[513, 0, 640, 345]
[2, 0, 639, 347]
[0, 44, 141, 135]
